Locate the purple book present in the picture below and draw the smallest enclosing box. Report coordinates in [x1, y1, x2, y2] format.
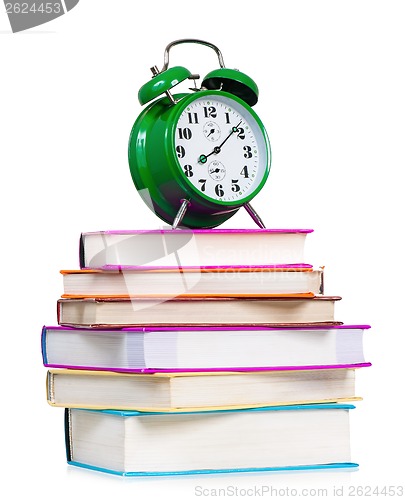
[79, 228, 314, 270]
[42, 324, 371, 373]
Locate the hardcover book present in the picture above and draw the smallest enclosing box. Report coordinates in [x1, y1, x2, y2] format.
[65, 404, 357, 476]
[42, 324, 370, 372]
[48, 368, 362, 411]
[79, 228, 313, 269]
[60, 266, 323, 298]
[56, 295, 341, 327]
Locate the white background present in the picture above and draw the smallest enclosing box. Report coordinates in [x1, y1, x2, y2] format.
[1, 0, 404, 497]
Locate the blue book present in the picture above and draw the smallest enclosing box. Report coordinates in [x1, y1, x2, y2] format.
[65, 404, 358, 476]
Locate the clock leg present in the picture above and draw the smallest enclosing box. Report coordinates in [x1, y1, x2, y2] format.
[244, 202, 266, 229]
[172, 199, 191, 229]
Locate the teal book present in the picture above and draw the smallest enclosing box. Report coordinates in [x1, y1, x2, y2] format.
[65, 404, 358, 476]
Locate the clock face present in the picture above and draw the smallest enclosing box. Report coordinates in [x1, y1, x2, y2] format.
[173, 94, 269, 204]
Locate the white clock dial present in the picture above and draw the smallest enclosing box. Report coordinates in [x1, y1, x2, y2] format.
[174, 94, 268, 203]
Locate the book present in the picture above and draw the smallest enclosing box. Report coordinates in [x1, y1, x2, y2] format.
[47, 368, 362, 411]
[42, 324, 370, 372]
[57, 295, 341, 328]
[79, 228, 313, 269]
[65, 404, 357, 476]
[60, 266, 323, 298]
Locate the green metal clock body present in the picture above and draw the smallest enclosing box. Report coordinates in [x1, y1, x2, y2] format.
[128, 89, 271, 228]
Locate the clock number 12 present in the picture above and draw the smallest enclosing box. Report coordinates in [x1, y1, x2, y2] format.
[204, 106, 217, 118]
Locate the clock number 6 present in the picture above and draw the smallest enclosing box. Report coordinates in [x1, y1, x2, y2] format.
[215, 184, 224, 197]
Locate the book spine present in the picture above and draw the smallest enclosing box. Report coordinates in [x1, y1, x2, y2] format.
[64, 409, 72, 462]
[46, 371, 54, 403]
[56, 301, 62, 324]
[79, 233, 85, 269]
[41, 326, 48, 364]
[319, 267, 325, 295]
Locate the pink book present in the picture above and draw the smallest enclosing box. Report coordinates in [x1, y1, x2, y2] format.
[79, 228, 314, 269]
[42, 324, 371, 373]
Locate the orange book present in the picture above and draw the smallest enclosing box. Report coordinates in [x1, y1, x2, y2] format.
[60, 266, 323, 299]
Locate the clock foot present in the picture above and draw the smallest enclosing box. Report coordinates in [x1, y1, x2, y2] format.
[244, 202, 266, 229]
[172, 199, 191, 229]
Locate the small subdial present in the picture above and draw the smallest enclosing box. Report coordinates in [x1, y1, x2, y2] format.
[203, 121, 221, 142]
[208, 160, 226, 181]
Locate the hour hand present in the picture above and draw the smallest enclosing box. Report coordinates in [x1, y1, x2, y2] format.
[199, 147, 220, 164]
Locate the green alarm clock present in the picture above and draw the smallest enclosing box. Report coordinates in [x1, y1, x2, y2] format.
[128, 39, 271, 229]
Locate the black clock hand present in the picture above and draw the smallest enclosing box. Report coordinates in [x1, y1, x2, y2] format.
[199, 121, 242, 164]
[199, 150, 216, 164]
[217, 120, 242, 150]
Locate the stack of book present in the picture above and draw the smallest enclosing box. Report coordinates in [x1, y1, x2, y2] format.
[42, 228, 371, 476]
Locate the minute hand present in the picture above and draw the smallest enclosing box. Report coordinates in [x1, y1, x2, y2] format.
[217, 120, 242, 150]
